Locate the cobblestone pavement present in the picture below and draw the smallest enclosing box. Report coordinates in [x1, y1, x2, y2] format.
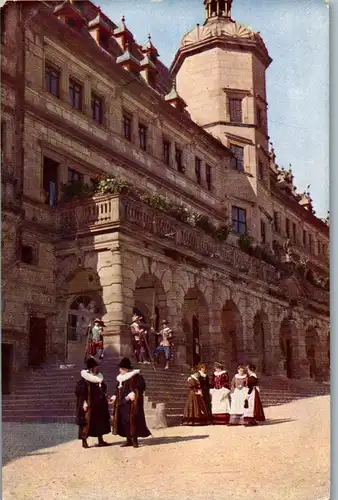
[2, 396, 329, 500]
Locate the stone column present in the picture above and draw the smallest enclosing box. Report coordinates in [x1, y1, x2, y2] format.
[98, 247, 125, 358]
[293, 317, 311, 380]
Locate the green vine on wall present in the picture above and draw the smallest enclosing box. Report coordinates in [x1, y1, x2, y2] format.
[60, 174, 231, 243]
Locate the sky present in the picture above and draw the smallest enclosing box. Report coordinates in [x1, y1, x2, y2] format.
[95, 0, 329, 219]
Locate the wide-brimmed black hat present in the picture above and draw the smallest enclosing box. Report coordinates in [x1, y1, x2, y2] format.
[118, 357, 133, 370]
[86, 356, 98, 370]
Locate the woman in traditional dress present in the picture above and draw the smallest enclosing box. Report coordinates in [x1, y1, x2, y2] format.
[111, 357, 151, 448]
[228, 364, 248, 426]
[75, 356, 111, 449]
[209, 362, 231, 425]
[198, 363, 212, 423]
[243, 364, 266, 426]
[182, 367, 209, 426]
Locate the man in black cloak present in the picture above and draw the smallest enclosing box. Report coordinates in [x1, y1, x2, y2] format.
[111, 357, 151, 448]
[75, 356, 111, 449]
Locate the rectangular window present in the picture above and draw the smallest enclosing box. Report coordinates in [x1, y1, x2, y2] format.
[91, 93, 102, 124]
[139, 123, 147, 151]
[163, 139, 170, 165]
[229, 98, 242, 123]
[285, 218, 290, 238]
[175, 147, 184, 173]
[292, 222, 297, 243]
[317, 240, 321, 255]
[303, 229, 307, 247]
[258, 160, 264, 179]
[195, 157, 201, 184]
[123, 114, 132, 141]
[45, 65, 60, 97]
[21, 245, 35, 265]
[68, 168, 83, 184]
[256, 106, 262, 128]
[260, 219, 266, 244]
[1, 6, 6, 44]
[232, 206, 247, 235]
[43, 157, 59, 208]
[206, 164, 212, 191]
[273, 211, 279, 232]
[309, 233, 313, 253]
[230, 144, 244, 172]
[68, 79, 82, 110]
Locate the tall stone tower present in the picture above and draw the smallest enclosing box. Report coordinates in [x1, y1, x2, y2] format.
[171, 0, 273, 242]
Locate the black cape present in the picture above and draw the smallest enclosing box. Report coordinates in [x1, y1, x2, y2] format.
[75, 372, 111, 439]
[112, 370, 151, 439]
[198, 373, 212, 420]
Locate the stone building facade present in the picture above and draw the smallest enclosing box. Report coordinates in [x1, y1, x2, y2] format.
[1, 0, 329, 389]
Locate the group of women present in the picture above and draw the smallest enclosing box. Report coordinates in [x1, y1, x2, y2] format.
[182, 362, 266, 427]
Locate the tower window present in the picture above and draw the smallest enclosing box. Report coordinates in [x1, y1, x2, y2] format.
[139, 123, 147, 151]
[163, 139, 170, 165]
[45, 65, 60, 97]
[206, 164, 212, 191]
[123, 113, 132, 141]
[256, 106, 262, 128]
[285, 218, 290, 238]
[318, 240, 321, 255]
[68, 79, 82, 110]
[232, 206, 246, 235]
[229, 98, 242, 123]
[195, 157, 201, 184]
[258, 161, 264, 179]
[230, 144, 244, 172]
[91, 93, 103, 124]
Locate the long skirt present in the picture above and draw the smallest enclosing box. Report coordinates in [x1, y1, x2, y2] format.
[182, 392, 208, 426]
[243, 388, 266, 425]
[228, 387, 248, 425]
[210, 387, 231, 425]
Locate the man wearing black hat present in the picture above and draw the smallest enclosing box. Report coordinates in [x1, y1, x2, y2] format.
[75, 356, 111, 449]
[111, 357, 151, 448]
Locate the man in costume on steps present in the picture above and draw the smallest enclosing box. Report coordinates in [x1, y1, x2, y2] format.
[153, 319, 173, 370]
[111, 357, 151, 448]
[75, 356, 111, 449]
[130, 314, 151, 364]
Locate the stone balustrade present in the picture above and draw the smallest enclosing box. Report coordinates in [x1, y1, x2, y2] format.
[57, 194, 280, 285]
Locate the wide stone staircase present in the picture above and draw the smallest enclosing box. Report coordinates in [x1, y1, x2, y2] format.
[2, 355, 330, 427]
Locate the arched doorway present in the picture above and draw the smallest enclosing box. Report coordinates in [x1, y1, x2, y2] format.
[183, 287, 208, 367]
[279, 319, 295, 378]
[305, 327, 320, 380]
[221, 300, 243, 371]
[68, 295, 102, 342]
[253, 311, 269, 374]
[133, 274, 167, 352]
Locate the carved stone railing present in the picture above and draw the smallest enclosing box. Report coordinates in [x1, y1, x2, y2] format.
[56, 194, 279, 285]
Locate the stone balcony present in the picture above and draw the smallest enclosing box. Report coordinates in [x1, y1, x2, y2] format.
[56, 194, 279, 286]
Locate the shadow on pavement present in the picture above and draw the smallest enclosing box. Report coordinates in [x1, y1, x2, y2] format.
[140, 434, 209, 447]
[261, 418, 296, 426]
[2, 422, 76, 466]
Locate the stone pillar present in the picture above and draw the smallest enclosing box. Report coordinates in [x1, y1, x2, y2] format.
[98, 248, 124, 358]
[293, 318, 311, 380]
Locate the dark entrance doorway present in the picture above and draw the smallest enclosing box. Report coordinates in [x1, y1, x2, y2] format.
[192, 315, 201, 367]
[2, 343, 13, 394]
[279, 319, 295, 379]
[28, 316, 47, 367]
[285, 338, 293, 379]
